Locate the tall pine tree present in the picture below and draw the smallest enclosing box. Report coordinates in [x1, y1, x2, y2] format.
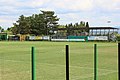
[85, 22, 89, 33]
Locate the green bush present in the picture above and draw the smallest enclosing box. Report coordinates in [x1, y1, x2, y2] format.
[116, 34, 120, 41]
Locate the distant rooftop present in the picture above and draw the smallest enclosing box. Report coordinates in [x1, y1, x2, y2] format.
[90, 27, 118, 29]
[57, 27, 119, 30]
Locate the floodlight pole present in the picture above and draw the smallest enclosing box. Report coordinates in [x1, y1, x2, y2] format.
[31, 47, 36, 80]
[94, 44, 98, 80]
[66, 45, 69, 80]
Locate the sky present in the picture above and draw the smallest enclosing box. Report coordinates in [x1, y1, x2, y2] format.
[0, 0, 120, 29]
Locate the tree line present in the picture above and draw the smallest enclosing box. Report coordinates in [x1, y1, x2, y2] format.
[10, 10, 59, 35]
[58, 21, 89, 36]
[1, 10, 89, 36]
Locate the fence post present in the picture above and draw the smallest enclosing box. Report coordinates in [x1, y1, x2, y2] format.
[94, 44, 98, 80]
[66, 45, 69, 80]
[118, 43, 120, 80]
[31, 47, 36, 80]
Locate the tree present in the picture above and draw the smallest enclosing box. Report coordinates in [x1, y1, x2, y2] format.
[41, 10, 59, 35]
[1, 29, 4, 32]
[12, 10, 59, 35]
[65, 23, 75, 36]
[85, 22, 89, 33]
[0, 26, 2, 32]
[74, 23, 79, 27]
[7, 28, 11, 31]
[64, 21, 89, 36]
[12, 15, 30, 34]
[79, 21, 85, 27]
[0, 26, 4, 32]
[0, 26, 2, 30]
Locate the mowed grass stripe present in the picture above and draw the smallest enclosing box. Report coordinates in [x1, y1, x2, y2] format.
[0, 58, 117, 72]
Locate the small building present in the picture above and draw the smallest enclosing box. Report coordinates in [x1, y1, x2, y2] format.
[89, 27, 118, 36]
[52, 26, 119, 41]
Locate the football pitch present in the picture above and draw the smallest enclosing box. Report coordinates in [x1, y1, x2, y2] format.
[0, 41, 118, 80]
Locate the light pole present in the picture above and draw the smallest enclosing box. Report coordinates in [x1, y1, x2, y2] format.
[107, 21, 111, 41]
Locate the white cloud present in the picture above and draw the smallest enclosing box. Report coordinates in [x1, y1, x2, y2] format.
[27, 0, 50, 8]
[94, 0, 120, 11]
[0, 19, 5, 23]
[44, 0, 94, 11]
[0, 0, 120, 29]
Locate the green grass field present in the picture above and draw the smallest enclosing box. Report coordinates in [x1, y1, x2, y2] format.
[0, 41, 118, 80]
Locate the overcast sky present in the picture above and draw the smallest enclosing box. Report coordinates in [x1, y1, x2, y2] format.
[0, 0, 120, 29]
